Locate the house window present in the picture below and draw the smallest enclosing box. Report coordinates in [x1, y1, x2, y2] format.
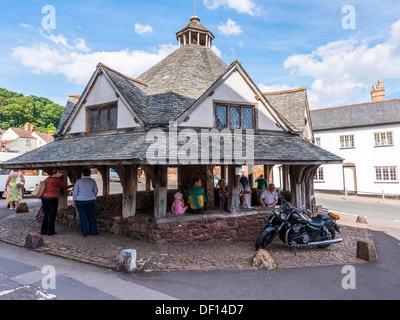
[25, 139, 31, 146]
[375, 166, 397, 182]
[340, 135, 355, 148]
[374, 132, 393, 146]
[215, 104, 254, 130]
[315, 137, 321, 147]
[88, 104, 118, 133]
[314, 167, 324, 181]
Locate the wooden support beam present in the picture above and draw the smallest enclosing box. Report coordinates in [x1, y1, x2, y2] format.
[58, 169, 69, 210]
[228, 166, 241, 213]
[97, 166, 110, 196]
[114, 165, 138, 218]
[153, 165, 168, 219]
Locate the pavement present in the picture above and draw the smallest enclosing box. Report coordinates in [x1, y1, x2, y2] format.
[0, 199, 377, 273]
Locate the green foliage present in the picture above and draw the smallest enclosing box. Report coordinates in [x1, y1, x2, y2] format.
[0, 88, 65, 134]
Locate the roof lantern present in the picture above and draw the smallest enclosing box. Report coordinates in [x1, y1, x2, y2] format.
[176, 16, 215, 48]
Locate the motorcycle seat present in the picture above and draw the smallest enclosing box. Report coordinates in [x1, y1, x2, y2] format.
[308, 217, 324, 228]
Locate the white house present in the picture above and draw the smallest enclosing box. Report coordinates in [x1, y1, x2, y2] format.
[310, 80, 400, 197]
[0, 123, 54, 154]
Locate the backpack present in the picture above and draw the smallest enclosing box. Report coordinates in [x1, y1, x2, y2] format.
[31, 179, 47, 198]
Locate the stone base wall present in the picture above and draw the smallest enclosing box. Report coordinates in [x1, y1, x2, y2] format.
[57, 206, 269, 244]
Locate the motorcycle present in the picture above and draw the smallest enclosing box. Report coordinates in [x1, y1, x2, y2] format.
[255, 192, 342, 254]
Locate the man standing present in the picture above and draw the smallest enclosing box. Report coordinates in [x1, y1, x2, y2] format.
[72, 168, 99, 237]
[255, 174, 268, 205]
[187, 177, 206, 214]
[260, 183, 278, 208]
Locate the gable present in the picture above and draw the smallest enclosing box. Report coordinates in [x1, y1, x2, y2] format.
[67, 71, 141, 135]
[177, 65, 286, 132]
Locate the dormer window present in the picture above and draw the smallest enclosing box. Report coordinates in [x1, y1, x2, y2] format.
[87, 103, 118, 133]
[215, 104, 255, 130]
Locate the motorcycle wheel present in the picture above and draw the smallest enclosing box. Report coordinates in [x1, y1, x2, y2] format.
[317, 227, 336, 249]
[255, 229, 276, 250]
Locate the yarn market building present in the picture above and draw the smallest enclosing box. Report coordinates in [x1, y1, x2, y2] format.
[1, 16, 342, 243]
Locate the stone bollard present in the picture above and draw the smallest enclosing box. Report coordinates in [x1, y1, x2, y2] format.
[252, 249, 275, 270]
[356, 240, 378, 262]
[119, 249, 137, 272]
[24, 233, 44, 250]
[16, 202, 29, 214]
[356, 215, 368, 224]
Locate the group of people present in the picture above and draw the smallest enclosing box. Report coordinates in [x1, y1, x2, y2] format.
[171, 177, 206, 215]
[171, 174, 278, 215]
[3, 168, 99, 237]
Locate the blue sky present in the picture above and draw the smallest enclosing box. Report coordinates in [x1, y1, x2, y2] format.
[1, 0, 400, 109]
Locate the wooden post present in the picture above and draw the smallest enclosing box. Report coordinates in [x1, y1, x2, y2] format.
[345, 187, 348, 200]
[122, 166, 138, 218]
[228, 166, 241, 213]
[115, 165, 138, 218]
[282, 165, 289, 191]
[153, 165, 168, 219]
[382, 190, 385, 203]
[58, 169, 69, 210]
[98, 166, 110, 196]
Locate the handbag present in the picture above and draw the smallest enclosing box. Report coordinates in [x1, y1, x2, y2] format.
[15, 171, 25, 187]
[36, 206, 44, 222]
[2, 191, 7, 199]
[31, 179, 47, 198]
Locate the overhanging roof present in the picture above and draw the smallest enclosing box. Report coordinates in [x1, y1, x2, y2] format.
[0, 131, 343, 169]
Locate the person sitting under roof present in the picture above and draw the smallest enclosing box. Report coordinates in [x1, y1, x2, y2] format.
[260, 183, 278, 208]
[187, 177, 206, 214]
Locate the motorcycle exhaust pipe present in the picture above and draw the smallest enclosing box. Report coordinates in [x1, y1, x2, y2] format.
[307, 238, 343, 246]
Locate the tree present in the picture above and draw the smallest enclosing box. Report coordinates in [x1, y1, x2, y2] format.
[0, 88, 65, 132]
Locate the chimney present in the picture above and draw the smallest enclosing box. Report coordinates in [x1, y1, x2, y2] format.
[30, 125, 36, 133]
[371, 80, 385, 102]
[24, 123, 31, 131]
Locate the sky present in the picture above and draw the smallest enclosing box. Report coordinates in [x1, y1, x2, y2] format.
[1, 0, 400, 109]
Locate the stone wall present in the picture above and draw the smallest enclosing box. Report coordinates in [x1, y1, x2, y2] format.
[57, 205, 269, 244]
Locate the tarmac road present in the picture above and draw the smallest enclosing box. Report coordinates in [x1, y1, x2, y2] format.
[0, 194, 399, 302]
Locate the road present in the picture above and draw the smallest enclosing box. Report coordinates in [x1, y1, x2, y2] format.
[0, 193, 399, 302]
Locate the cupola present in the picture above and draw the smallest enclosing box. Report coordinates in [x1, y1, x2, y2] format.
[176, 16, 215, 48]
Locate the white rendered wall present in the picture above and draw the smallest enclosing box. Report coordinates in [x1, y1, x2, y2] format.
[314, 124, 400, 196]
[182, 71, 284, 132]
[69, 73, 139, 134]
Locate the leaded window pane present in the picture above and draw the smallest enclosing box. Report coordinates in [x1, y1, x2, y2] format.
[216, 105, 227, 129]
[243, 107, 253, 129]
[109, 107, 117, 130]
[99, 108, 108, 131]
[229, 106, 241, 129]
[90, 110, 98, 132]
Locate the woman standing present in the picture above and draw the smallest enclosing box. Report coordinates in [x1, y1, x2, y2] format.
[5, 170, 25, 210]
[72, 168, 99, 237]
[41, 168, 73, 236]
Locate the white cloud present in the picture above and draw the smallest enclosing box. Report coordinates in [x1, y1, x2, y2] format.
[283, 19, 400, 108]
[11, 31, 177, 85]
[258, 84, 294, 93]
[211, 45, 222, 57]
[218, 18, 242, 36]
[134, 23, 153, 36]
[204, 0, 261, 16]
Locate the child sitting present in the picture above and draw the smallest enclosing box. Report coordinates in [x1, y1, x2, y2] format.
[242, 186, 254, 209]
[171, 192, 188, 215]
